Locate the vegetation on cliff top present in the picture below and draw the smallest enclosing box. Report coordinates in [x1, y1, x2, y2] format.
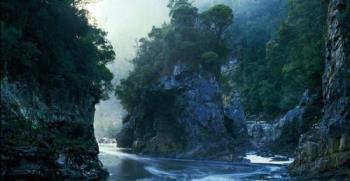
[116, 0, 234, 112]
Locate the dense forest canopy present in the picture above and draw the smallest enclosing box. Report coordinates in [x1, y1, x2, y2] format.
[229, 0, 329, 118]
[0, 0, 115, 100]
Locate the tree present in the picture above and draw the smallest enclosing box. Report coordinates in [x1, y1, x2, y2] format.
[0, 0, 115, 100]
[201, 4, 233, 40]
[171, 3, 198, 29]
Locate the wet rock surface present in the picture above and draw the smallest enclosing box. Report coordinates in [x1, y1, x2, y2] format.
[289, 0, 350, 179]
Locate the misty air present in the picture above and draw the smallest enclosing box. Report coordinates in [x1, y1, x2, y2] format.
[1, 0, 349, 180]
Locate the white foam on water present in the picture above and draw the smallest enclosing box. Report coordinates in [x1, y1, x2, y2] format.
[99, 144, 154, 162]
[244, 153, 294, 165]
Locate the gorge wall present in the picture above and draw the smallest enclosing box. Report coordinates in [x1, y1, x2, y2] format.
[0, 79, 107, 179]
[289, 0, 350, 179]
[1, 0, 115, 179]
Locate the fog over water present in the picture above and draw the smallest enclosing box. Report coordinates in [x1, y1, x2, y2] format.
[87, 0, 170, 138]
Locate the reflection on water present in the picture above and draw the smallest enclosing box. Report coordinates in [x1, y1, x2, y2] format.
[99, 144, 290, 181]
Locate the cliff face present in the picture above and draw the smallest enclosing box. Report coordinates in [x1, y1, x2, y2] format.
[246, 90, 322, 156]
[0, 79, 107, 179]
[117, 64, 247, 160]
[289, 0, 350, 178]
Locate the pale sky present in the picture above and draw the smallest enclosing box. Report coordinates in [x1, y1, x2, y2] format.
[86, 0, 170, 137]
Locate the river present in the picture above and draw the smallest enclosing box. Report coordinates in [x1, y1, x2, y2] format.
[99, 144, 292, 181]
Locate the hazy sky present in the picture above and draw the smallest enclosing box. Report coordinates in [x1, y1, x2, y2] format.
[86, 0, 243, 137]
[86, 0, 170, 137]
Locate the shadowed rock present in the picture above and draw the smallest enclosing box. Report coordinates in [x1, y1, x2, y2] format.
[117, 64, 248, 160]
[289, 0, 350, 179]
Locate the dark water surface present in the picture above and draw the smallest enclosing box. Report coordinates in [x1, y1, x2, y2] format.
[99, 144, 290, 181]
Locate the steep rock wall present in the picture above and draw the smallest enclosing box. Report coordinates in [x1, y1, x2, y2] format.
[0, 78, 107, 179]
[289, 0, 350, 178]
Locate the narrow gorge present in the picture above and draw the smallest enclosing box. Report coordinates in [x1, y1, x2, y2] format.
[1, 0, 349, 180]
[116, 0, 350, 179]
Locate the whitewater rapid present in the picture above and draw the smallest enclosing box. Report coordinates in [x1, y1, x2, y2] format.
[99, 144, 291, 181]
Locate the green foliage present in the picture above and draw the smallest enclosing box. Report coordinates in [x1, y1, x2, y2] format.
[233, 0, 328, 117]
[267, 0, 328, 112]
[116, 2, 233, 112]
[171, 2, 198, 28]
[201, 4, 233, 40]
[229, 0, 288, 116]
[0, 0, 115, 100]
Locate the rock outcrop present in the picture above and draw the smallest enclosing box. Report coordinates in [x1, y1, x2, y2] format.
[246, 119, 274, 150]
[246, 90, 322, 155]
[0, 78, 107, 179]
[289, 0, 350, 179]
[117, 64, 247, 160]
[223, 91, 249, 149]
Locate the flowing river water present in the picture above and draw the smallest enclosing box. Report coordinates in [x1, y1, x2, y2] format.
[99, 144, 293, 181]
